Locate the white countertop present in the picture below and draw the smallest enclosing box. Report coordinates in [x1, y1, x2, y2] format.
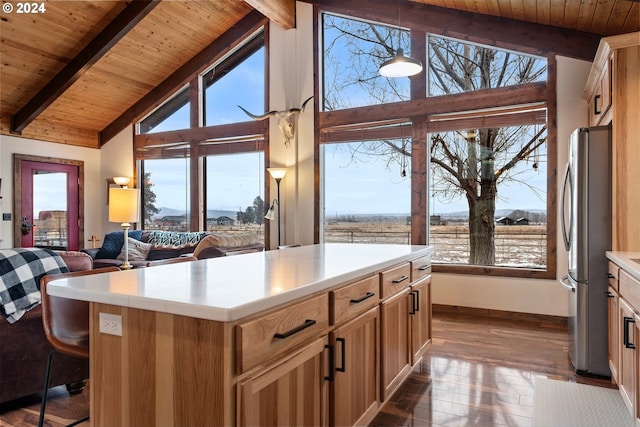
[47, 243, 433, 322]
[606, 251, 640, 282]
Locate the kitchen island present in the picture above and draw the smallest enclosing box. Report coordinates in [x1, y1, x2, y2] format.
[47, 243, 434, 427]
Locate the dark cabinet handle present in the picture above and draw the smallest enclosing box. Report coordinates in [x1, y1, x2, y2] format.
[392, 275, 409, 284]
[336, 337, 346, 373]
[623, 317, 636, 349]
[594, 94, 601, 115]
[414, 289, 420, 312]
[418, 265, 430, 271]
[607, 291, 615, 298]
[608, 273, 615, 279]
[350, 292, 375, 304]
[409, 291, 417, 314]
[324, 344, 334, 381]
[274, 319, 316, 339]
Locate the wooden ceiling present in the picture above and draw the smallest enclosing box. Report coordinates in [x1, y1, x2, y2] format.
[1, 0, 638, 149]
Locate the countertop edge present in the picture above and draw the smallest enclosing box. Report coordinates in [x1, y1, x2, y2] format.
[48, 245, 434, 323]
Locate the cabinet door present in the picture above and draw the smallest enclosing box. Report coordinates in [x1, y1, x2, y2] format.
[618, 297, 637, 416]
[410, 276, 432, 365]
[331, 307, 379, 427]
[608, 286, 620, 383]
[238, 337, 328, 427]
[380, 288, 411, 400]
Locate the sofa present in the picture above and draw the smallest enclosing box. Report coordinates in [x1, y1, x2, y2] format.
[83, 230, 264, 269]
[0, 250, 93, 404]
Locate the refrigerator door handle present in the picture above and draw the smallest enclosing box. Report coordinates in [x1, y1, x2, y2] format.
[560, 163, 572, 251]
[559, 274, 576, 292]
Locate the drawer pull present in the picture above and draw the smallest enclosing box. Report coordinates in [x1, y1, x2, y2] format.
[274, 319, 316, 339]
[418, 265, 430, 271]
[623, 317, 636, 350]
[594, 94, 601, 115]
[392, 275, 409, 284]
[350, 292, 375, 304]
[324, 344, 334, 381]
[607, 291, 615, 298]
[336, 337, 346, 373]
[607, 273, 615, 279]
[409, 291, 417, 315]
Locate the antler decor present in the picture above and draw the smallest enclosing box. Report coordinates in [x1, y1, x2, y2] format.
[238, 96, 313, 148]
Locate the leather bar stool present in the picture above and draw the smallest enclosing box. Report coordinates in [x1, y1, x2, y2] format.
[38, 267, 119, 427]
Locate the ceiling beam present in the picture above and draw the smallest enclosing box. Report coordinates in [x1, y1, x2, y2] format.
[305, 0, 601, 61]
[244, 0, 295, 29]
[100, 10, 268, 145]
[10, 0, 160, 135]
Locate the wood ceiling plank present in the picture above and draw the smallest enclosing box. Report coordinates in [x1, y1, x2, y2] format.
[606, 2, 634, 35]
[590, 0, 616, 35]
[576, 0, 598, 33]
[548, 0, 566, 28]
[244, 0, 295, 29]
[100, 9, 265, 145]
[509, 0, 526, 21]
[536, 0, 551, 26]
[621, 3, 640, 34]
[10, 0, 160, 134]
[562, 0, 581, 29]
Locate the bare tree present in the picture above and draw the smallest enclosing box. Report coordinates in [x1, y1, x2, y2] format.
[323, 14, 547, 265]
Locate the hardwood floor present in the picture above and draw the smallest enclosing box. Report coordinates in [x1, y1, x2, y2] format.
[0, 310, 614, 427]
[370, 310, 615, 427]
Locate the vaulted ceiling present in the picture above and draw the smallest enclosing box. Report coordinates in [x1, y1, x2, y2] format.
[1, 0, 638, 149]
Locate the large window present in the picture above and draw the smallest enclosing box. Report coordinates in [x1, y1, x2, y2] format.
[322, 13, 411, 110]
[205, 151, 265, 239]
[320, 12, 554, 277]
[142, 158, 191, 231]
[136, 26, 268, 242]
[323, 139, 411, 244]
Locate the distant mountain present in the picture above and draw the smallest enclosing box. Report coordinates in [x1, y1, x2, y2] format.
[153, 207, 238, 219]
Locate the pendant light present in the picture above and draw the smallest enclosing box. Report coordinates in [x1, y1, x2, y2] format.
[379, 1, 423, 78]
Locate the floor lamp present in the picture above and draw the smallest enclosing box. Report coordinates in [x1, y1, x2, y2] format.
[265, 168, 287, 247]
[109, 187, 139, 270]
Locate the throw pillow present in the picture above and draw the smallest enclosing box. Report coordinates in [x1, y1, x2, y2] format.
[117, 237, 152, 261]
[192, 233, 260, 258]
[96, 230, 144, 259]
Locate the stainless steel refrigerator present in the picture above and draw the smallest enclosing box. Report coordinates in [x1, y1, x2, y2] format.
[560, 126, 611, 377]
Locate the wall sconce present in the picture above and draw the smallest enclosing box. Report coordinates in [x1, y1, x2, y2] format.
[265, 168, 287, 247]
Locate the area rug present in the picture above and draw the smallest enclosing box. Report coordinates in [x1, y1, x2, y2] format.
[533, 377, 633, 427]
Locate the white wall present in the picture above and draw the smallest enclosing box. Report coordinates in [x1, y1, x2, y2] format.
[0, 135, 102, 249]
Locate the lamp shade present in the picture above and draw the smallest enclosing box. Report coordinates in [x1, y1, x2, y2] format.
[109, 188, 139, 223]
[267, 167, 287, 180]
[379, 48, 423, 77]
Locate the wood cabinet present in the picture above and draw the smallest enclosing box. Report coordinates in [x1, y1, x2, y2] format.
[585, 32, 640, 251]
[608, 260, 640, 424]
[409, 275, 432, 365]
[380, 288, 411, 400]
[87, 250, 433, 427]
[618, 296, 637, 416]
[330, 307, 379, 427]
[608, 262, 620, 383]
[238, 337, 329, 427]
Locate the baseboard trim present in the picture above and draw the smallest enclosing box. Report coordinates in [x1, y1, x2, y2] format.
[432, 304, 568, 328]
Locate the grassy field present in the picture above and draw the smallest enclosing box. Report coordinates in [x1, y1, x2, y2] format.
[325, 220, 547, 268]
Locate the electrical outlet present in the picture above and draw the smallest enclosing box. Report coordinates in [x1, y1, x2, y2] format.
[99, 312, 122, 336]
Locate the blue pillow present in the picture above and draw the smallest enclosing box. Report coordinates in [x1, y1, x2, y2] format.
[95, 230, 144, 259]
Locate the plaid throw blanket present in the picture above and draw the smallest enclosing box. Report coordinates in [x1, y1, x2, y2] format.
[0, 248, 69, 324]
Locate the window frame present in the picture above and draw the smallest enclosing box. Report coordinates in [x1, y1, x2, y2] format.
[316, 7, 557, 279]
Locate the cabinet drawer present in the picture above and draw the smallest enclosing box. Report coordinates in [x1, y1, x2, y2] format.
[411, 256, 431, 282]
[236, 293, 328, 374]
[380, 263, 411, 299]
[330, 274, 379, 325]
[609, 262, 620, 291]
[620, 270, 640, 312]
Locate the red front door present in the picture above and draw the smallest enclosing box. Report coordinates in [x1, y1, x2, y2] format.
[20, 160, 80, 250]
